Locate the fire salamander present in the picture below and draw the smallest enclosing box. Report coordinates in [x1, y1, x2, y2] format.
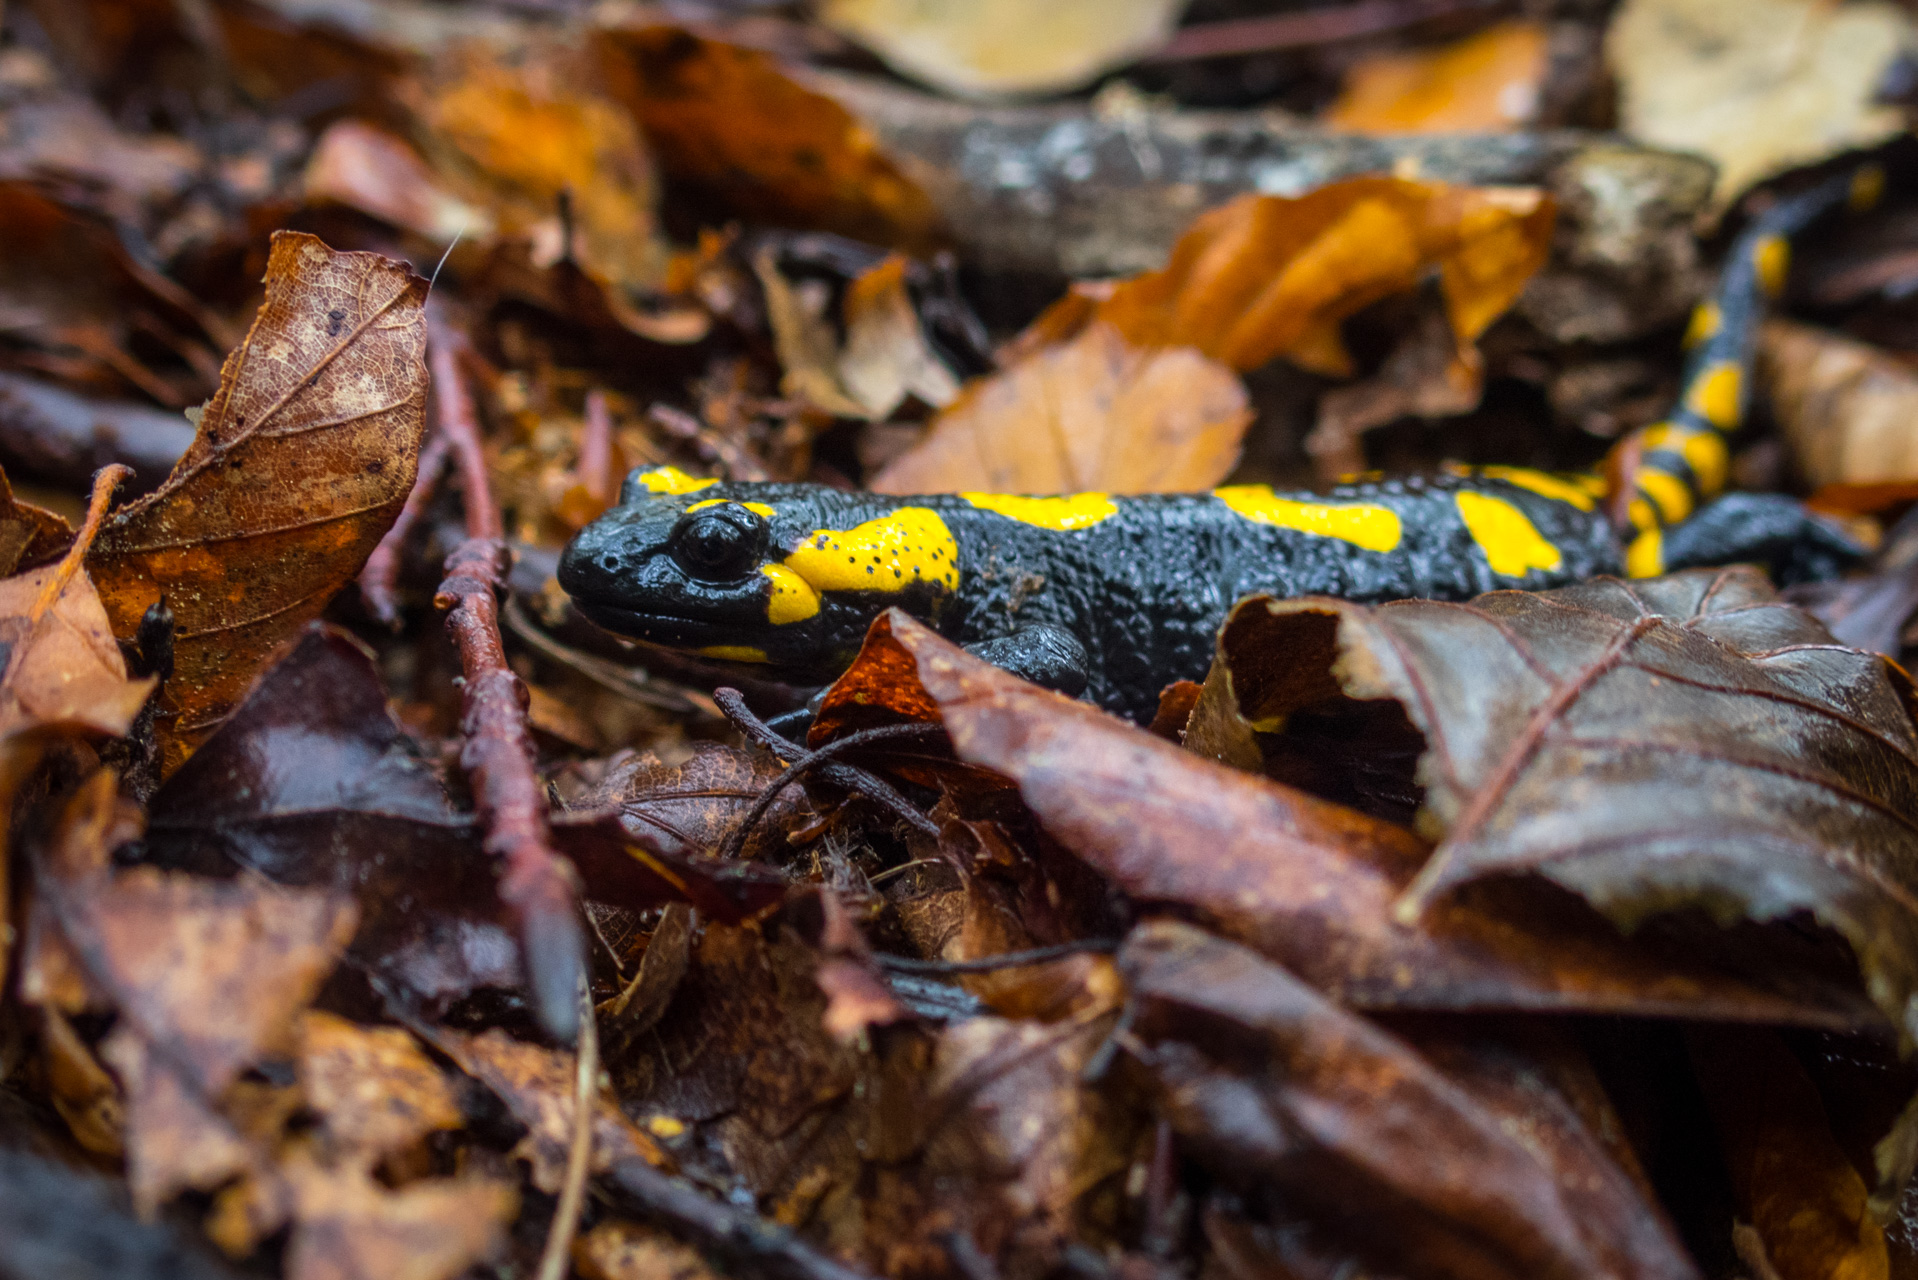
[559, 168, 1876, 724]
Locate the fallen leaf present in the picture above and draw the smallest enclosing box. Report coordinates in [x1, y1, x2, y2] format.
[0, 468, 70, 576]
[838, 254, 960, 418]
[1304, 298, 1484, 481]
[1087, 178, 1556, 378]
[753, 247, 868, 419]
[436, 1028, 670, 1192]
[872, 176, 1551, 492]
[596, 25, 942, 255]
[1204, 569, 1918, 1183]
[279, 1155, 516, 1280]
[302, 120, 492, 245]
[818, 0, 1183, 100]
[1325, 20, 1549, 134]
[812, 610, 1882, 1027]
[870, 321, 1250, 493]
[143, 626, 522, 1013]
[86, 231, 429, 772]
[393, 37, 667, 292]
[1122, 920, 1700, 1280]
[575, 1220, 725, 1280]
[1690, 1026, 1891, 1280]
[586, 743, 823, 864]
[297, 1012, 463, 1171]
[1762, 320, 1918, 496]
[1607, 0, 1912, 204]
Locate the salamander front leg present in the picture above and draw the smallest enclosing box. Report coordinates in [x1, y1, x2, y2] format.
[964, 623, 1091, 699]
[1660, 492, 1864, 586]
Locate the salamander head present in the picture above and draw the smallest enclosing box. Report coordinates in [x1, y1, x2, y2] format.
[557, 466, 960, 673]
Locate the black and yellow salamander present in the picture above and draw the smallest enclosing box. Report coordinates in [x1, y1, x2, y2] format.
[559, 169, 1875, 724]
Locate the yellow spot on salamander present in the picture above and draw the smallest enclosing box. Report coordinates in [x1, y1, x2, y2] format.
[761, 563, 820, 624]
[1455, 491, 1563, 577]
[1213, 486, 1402, 552]
[1752, 234, 1789, 298]
[635, 465, 717, 496]
[1641, 422, 1728, 495]
[1627, 496, 1659, 534]
[689, 497, 776, 518]
[1626, 528, 1664, 578]
[1636, 468, 1694, 525]
[961, 492, 1117, 531]
[699, 644, 768, 663]
[1682, 301, 1721, 349]
[645, 1115, 686, 1139]
[1683, 363, 1742, 429]
[1476, 466, 1597, 511]
[784, 508, 960, 594]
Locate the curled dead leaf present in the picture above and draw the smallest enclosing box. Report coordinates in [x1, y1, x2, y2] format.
[86, 232, 428, 773]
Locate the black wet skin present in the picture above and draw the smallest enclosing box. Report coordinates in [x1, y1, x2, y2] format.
[560, 471, 1626, 723]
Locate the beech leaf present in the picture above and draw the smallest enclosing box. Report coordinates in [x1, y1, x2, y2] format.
[86, 232, 428, 771]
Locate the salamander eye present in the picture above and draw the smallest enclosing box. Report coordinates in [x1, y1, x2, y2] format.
[670, 503, 768, 582]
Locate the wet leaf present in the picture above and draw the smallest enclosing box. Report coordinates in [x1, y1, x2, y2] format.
[818, 0, 1183, 99]
[1607, 0, 1912, 203]
[585, 743, 823, 864]
[1690, 1026, 1890, 1280]
[144, 625, 522, 1013]
[1197, 566, 1918, 1197]
[86, 232, 429, 771]
[870, 321, 1250, 493]
[278, 1155, 516, 1280]
[297, 1012, 463, 1171]
[436, 1027, 670, 1192]
[1762, 320, 1918, 500]
[812, 610, 1881, 1027]
[1324, 21, 1549, 134]
[1122, 920, 1700, 1280]
[596, 25, 942, 255]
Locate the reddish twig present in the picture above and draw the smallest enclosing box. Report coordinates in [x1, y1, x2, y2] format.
[1140, 0, 1497, 63]
[358, 427, 452, 629]
[430, 316, 585, 1042]
[579, 388, 618, 510]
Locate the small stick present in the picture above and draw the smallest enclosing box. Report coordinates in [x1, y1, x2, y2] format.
[430, 315, 585, 1043]
[359, 427, 452, 629]
[533, 977, 598, 1280]
[710, 690, 941, 856]
[870, 940, 1120, 974]
[606, 1157, 879, 1280]
[579, 389, 617, 510]
[1140, 0, 1495, 62]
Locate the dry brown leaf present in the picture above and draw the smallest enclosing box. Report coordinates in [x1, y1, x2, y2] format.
[596, 25, 942, 255]
[818, 0, 1184, 100]
[0, 545, 152, 743]
[840, 254, 960, 418]
[86, 232, 428, 771]
[1089, 177, 1556, 378]
[873, 176, 1551, 492]
[437, 1028, 670, 1192]
[1324, 21, 1549, 134]
[1762, 319, 1918, 497]
[280, 1155, 516, 1280]
[753, 247, 868, 419]
[575, 1220, 725, 1280]
[298, 1012, 463, 1170]
[1608, 0, 1913, 204]
[870, 321, 1250, 493]
[393, 38, 667, 292]
[0, 467, 70, 576]
[302, 120, 492, 245]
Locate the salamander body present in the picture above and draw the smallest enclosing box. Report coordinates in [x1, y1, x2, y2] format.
[559, 169, 1876, 721]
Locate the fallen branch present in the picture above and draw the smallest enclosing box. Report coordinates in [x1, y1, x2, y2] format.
[430, 314, 586, 1043]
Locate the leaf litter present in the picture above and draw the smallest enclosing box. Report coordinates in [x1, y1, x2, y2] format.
[4, 5, 1918, 1280]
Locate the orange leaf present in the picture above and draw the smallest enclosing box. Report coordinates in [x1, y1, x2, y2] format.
[1323, 21, 1549, 135]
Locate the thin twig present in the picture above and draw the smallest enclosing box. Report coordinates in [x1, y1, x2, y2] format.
[534, 977, 598, 1280]
[871, 940, 1120, 975]
[430, 314, 585, 1043]
[712, 688, 943, 847]
[359, 427, 452, 629]
[31, 465, 128, 624]
[1140, 0, 1496, 63]
[579, 388, 617, 509]
[606, 1157, 879, 1280]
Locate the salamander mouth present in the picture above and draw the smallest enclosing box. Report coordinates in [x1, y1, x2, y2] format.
[573, 602, 762, 650]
